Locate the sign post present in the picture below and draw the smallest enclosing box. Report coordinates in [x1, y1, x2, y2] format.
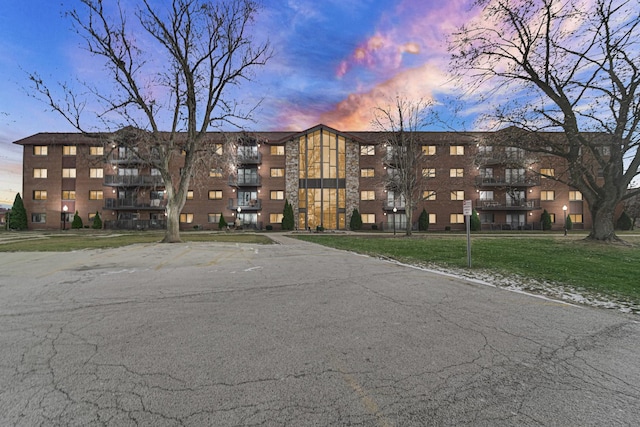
[463, 200, 472, 268]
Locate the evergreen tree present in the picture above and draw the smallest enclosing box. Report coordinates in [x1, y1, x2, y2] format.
[9, 193, 28, 230]
[470, 209, 481, 231]
[218, 214, 228, 230]
[565, 215, 573, 231]
[91, 212, 103, 229]
[418, 208, 429, 231]
[282, 199, 295, 230]
[541, 209, 552, 231]
[616, 211, 633, 231]
[71, 211, 83, 229]
[349, 208, 362, 231]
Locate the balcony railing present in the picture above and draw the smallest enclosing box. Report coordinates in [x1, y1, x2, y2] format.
[476, 152, 529, 165]
[104, 198, 167, 210]
[475, 175, 540, 187]
[228, 198, 262, 211]
[475, 198, 540, 210]
[107, 153, 162, 165]
[237, 152, 262, 164]
[382, 202, 406, 210]
[228, 176, 261, 186]
[104, 219, 166, 230]
[104, 175, 164, 187]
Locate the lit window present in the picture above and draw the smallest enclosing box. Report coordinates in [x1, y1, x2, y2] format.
[569, 214, 583, 223]
[569, 191, 583, 201]
[89, 190, 103, 200]
[270, 213, 284, 223]
[361, 214, 375, 224]
[33, 190, 47, 200]
[540, 168, 554, 178]
[209, 168, 222, 177]
[33, 168, 47, 178]
[479, 191, 493, 200]
[422, 168, 436, 178]
[270, 146, 285, 155]
[360, 145, 375, 155]
[270, 168, 285, 177]
[33, 146, 48, 156]
[541, 191, 555, 201]
[360, 168, 375, 178]
[450, 213, 465, 224]
[208, 213, 222, 223]
[450, 190, 465, 201]
[187, 190, 194, 200]
[450, 146, 464, 155]
[215, 144, 223, 155]
[31, 213, 46, 223]
[549, 213, 556, 223]
[62, 191, 76, 200]
[429, 213, 436, 224]
[63, 146, 76, 156]
[90, 146, 104, 156]
[208, 190, 223, 200]
[450, 168, 464, 178]
[180, 213, 194, 223]
[270, 191, 284, 200]
[423, 190, 436, 200]
[62, 168, 77, 178]
[422, 145, 436, 155]
[360, 191, 376, 201]
[90, 168, 103, 178]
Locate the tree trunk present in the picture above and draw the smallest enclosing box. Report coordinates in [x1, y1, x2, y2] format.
[162, 202, 182, 243]
[405, 208, 413, 237]
[586, 202, 619, 242]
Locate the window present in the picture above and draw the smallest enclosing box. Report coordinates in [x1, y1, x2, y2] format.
[180, 213, 194, 223]
[208, 213, 222, 223]
[450, 168, 464, 178]
[361, 214, 375, 224]
[33, 190, 47, 200]
[450, 190, 465, 201]
[478, 145, 493, 154]
[450, 145, 464, 155]
[270, 146, 285, 155]
[479, 191, 493, 200]
[270, 190, 284, 200]
[429, 213, 436, 224]
[62, 190, 76, 200]
[118, 168, 138, 176]
[151, 168, 162, 176]
[270, 213, 284, 223]
[422, 145, 436, 156]
[270, 168, 285, 177]
[480, 168, 493, 178]
[569, 214, 583, 223]
[90, 146, 104, 156]
[422, 168, 436, 178]
[88, 212, 97, 221]
[569, 191, 583, 201]
[33, 146, 47, 156]
[541, 191, 555, 201]
[450, 213, 465, 224]
[33, 168, 47, 178]
[423, 190, 436, 200]
[540, 168, 555, 178]
[31, 213, 46, 223]
[215, 143, 223, 155]
[360, 190, 376, 201]
[360, 145, 375, 155]
[360, 168, 375, 178]
[209, 168, 222, 177]
[62, 168, 77, 178]
[208, 190, 223, 200]
[90, 168, 103, 178]
[187, 190, 194, 200]
[63, 146, 76, 156]
[549, 213, 556, 223]
[89, 190, 103, 200]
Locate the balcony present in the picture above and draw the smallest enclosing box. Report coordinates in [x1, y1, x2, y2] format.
[104, 175, 164, 187]
[237, 152, 262, 164]
[476, 151, 528, 165]
[476, 198, 540, 210]
[107, 153, 162, 165]
[228, 198, 262, 211]
[228, 175, 261, 187]
[382, 202, 406, 211]
[104, 219, 167, 230]
[104, 198, 167, 210]
[475, 175, 540, 187]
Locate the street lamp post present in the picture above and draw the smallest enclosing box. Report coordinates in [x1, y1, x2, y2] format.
[236, 206, 241, 230]
[392, 206, 397, 236]
[562, 205, 568, 236]
[62, 205, 68, 230]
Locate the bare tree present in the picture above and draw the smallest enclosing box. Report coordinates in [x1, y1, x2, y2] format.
[450, 0, 640, 242]
[373, 97, 433, 236]
[29, 0, 271, 242]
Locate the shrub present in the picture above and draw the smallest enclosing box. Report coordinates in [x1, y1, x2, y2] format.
[541, 209, 552, 231]
[349, 208, 362, 231]
[565, 215, 573, 231]
[282, 199, 295, 230]
[445, 226, 451, 231]
[316, 225, 324, 232]
[91, 212, 103, 229]
[418, 208, 429, 231]
[8, 193, 28, 230]
[616, 211, 633, 231]
[218, 214, 228, 230]
[371, 224, 378, 230]
[71, 211, 83, 229]
[470, 209, 481, 231]
[265, 224, 273, 231]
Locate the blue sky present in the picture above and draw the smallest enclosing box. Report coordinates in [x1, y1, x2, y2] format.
[0, 0, 481, 206]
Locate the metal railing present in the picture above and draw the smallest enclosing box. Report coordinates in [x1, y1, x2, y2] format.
[228, 198, 262, 211]
[475, 198, 541, 210]
[104, 175, 164, 186]
[104, 198, 167, 210]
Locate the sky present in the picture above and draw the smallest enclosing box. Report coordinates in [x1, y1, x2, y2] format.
[0, 0, 483, 207]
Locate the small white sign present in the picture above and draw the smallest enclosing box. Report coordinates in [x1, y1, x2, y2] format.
[463, 200, 472, 216]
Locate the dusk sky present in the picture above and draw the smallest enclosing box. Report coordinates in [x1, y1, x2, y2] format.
[0, 0, 483, 206]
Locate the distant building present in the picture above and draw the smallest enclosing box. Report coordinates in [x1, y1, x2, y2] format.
[14, 124, 592, 231]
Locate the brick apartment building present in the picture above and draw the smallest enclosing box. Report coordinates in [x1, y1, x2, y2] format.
[13, 124, 589, 231]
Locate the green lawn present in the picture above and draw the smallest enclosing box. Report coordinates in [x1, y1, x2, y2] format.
[295, 233, 640, 302]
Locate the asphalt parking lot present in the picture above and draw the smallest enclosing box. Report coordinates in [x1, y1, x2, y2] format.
[1, 234, 639, 426]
